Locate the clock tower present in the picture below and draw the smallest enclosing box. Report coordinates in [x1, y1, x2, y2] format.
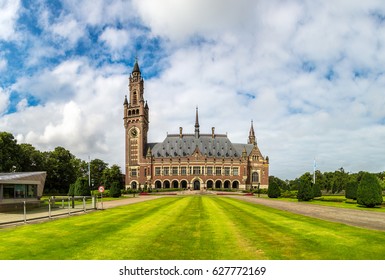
[123, 60, 149, 188]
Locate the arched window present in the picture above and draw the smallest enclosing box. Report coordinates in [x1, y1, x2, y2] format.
[232, 181, 239, 189]
[172, 180, 179, 189]
[131, 181, 137, 189]
[206, 180, 214, 189]
[215, 180, 222, 189]
[163, 180, 170, 188]
[252, 172, 259, 183]
[133, 92, 137, 105]
[181, 180, 188, 189]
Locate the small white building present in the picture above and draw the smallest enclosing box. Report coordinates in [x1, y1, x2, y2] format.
[0, 172, 47, 208]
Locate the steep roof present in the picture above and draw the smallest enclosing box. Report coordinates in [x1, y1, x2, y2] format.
[148, 134, 254, 158]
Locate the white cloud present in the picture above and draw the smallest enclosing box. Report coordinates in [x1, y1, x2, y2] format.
[3, 59, 127, 166]
[0, 87, 10, 115]
[2, 0, 385, 180]
[0, 0, 20, 41]
[50, 14, 85, 45]
[133, 0, 255, 42]
[0, 58, 7, 71]
[99, 27, 130, 52]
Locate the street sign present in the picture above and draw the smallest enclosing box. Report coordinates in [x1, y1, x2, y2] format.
[98, 186, 105, 193]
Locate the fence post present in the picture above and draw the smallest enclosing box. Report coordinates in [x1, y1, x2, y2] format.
[83, 196, 86, 212]
[92, 196, 96, 209]
[23, 201, 27, 223]
[48, 198, 52, 219]
[68, 197, 71, 215]
[62, 199, 64, 208]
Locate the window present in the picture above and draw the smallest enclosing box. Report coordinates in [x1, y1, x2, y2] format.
[181, 167, 187, 175]
[224, 167, 230, 176]
[172, 167, 178, 175]
[207, 166, 213, 175]
[215, 167, 222, 175]
[155, 167, 161, 176]
[131, 169, 137, 177]
[193, 166, 201, 175]
[252, 172, 259, 183]
[163, 167, 170, 175]
[232, 167, 239, 176]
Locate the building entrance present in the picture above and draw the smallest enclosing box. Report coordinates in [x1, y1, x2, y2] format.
[193, 180, 200, 190]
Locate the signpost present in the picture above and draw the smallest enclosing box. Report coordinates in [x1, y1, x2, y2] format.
[98, 186, 105, 210]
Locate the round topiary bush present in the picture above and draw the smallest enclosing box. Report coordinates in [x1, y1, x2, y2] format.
[357, 173, 383, 208]
[268, 180, 281, 198]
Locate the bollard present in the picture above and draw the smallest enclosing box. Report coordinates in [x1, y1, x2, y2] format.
[23, 201, 27, 223]
[91, 196, 96, 209]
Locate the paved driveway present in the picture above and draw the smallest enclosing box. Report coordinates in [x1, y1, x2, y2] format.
[231, 196, 385, 231]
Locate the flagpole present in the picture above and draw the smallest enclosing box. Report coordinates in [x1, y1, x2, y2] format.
[313, 158, 316, 184]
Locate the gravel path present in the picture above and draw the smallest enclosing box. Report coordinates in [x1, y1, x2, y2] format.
[231, 196, 385, 231]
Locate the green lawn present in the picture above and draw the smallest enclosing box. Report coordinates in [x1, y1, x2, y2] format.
[275, 196, 385, 211]
[1, 196, 385, 260]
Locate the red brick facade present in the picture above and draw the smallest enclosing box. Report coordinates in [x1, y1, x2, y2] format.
[123, 61, 269, 190]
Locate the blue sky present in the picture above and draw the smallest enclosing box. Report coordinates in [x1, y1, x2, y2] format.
[1, 0, 385, 179]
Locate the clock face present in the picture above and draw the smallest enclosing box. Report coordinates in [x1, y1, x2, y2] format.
[131, 129, 138, 137]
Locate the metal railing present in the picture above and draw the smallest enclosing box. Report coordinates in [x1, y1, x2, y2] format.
[0, 196, 97, 226]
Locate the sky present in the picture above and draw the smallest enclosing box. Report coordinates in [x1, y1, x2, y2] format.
[1, 0, 385, 180]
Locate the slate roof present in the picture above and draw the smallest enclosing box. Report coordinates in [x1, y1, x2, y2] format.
[148, 134, 254, 158]
[0, 172, 47, 181]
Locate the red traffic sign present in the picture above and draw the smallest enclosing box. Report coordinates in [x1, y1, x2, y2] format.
[98, 186, 105, 193]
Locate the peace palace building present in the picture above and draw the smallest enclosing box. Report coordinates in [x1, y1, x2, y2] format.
[123, 61, 269, 191]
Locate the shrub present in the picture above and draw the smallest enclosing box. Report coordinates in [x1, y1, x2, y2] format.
[297, 173, 314, 201]
[268, 180, 281, 198]
[357, 173, 383, 208]
[74, 178, 90, 196]
[281, 190, 298, 198]
[67, 183, 75, 196]
[109, 182, 122, 198]
[345, 181, 358, 200]
[313, 182, 322, 198]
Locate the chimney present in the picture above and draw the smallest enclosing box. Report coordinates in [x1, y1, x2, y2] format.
[212, 127, 215, 138]
[179, 127, 183, 138]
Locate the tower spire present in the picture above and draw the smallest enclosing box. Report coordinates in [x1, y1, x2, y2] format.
[132, 57, 140, 74]
[195, 107, 200, 138]
[248, 120, 256, 145]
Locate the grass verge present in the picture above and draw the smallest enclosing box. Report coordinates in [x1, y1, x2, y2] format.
[1, 196, 385, 260]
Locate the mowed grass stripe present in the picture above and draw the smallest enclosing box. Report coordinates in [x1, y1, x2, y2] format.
[0, 197, 187, 259]
[1, 196, 385, 259]
[218, 197, 385, 259]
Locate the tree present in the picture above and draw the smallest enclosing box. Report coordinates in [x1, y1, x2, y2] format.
[313, 182, 322, 198]
[297, 172, 314, 201]
[0, 132, 22, 172]
[267, 178, 281, 198]
[90, 159, 108, 189]
[102, 164, 123, 189]
[357, 173, 383, 208]
[345, 181, 358, 200]
[109, 181, 122, 198]
[19, 143, 44, 171]
[74, 178, 90, 196]
[331, 167, 349, 194]
[43, 147, 77, 194]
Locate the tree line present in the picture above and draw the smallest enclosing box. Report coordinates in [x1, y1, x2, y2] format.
[268, 167, 385, 207]
[0, 131, 123, 196]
